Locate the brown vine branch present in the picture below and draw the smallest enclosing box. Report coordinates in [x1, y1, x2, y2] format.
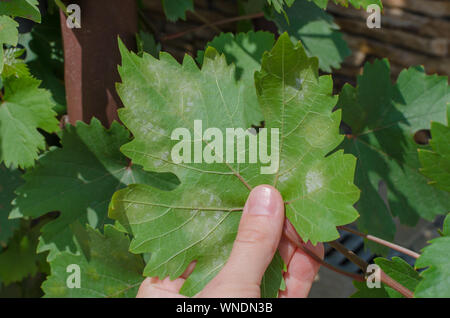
[283, 221, 365, 282]
[328, 240, 369, 270]
[190, 11, 222, 33]
[161, 12, 265, 42]
[328, 240, 414, 298]
[338, 226, 421, 259]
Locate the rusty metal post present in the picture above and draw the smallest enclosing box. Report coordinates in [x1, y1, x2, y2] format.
[60, 0, 138, 127]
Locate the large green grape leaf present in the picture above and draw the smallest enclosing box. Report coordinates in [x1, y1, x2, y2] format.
[338, 59, 450, 254]
[309, 0, 382, 10]
[42, 224, 145, 297]
[0, 15, 19, 73]
[0, 0, 41, 22]
[197, 31, 274, 126]
[418, 107, 450, 193]
[0, 220, 48, 286]
[414, 214, 450, 297]
[271, 0, 350, 73]
[0, 76, 59, 169]
[161, 0, 193, 21]
[109, 33, 359, 296]
[0, 164, 22, 244]
[352, 257, 421, 298]
[11, 119, 179, 260]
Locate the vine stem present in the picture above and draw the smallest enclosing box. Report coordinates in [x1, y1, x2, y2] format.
[161, 12, 265, 41]
[328, 240, 414, 298]
[338, 226, 421, 259]
[283, 220, 365, 282]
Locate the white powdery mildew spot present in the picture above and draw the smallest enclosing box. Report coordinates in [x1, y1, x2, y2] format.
[154, 151, 169, 167]
[305, 170, 323, 194]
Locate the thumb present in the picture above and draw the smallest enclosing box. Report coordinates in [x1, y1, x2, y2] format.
[201, 185, 284, 296]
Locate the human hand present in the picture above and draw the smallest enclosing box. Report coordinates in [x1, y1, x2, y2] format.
[136, 185, 324, 298]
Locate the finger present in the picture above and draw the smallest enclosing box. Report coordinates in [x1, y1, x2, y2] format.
[279, 242, 323, 298]
[278, 222, 323, 298]
[137, 277, 187, 298]
[136, 261, 196, 298]
[202, 185, 284, 296]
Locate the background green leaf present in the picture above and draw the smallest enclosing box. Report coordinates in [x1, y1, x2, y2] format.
[338, 59, 450, 254]
[352, 257, 421, 298]
[415, 214, 450, 297]
[0, 0, 41, 22]
[42, 224, 145, 298]
[0, 164, 22, 244]
[0, 76, 59, 168]
[12, 119, 179, 260]
[418, 107, 450, 193]
[271, 0, 350, 72]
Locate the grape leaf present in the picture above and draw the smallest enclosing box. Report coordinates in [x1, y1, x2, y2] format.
[197, 31, 274, 126]
[267, 0, 295, 13]
[0, 76, 59, 168]
[2, 48, 30, 79]
[109, 33, 359, 296]
[11, 119, 179, 260]
[0, 15, 19, 73]
[352, 257, 421, 298]
[338, 59, 450, 254]
[42, 224, 145, 298]
[271, 0, 350, 72]
[418, 107, 450, 193]
[309, 0, 382, 10]
[161, 0, 193, 21]
[27, 11, 66, 114]
[136, 31, 161, 58]
[0, 220, 47, 286]
[0, 0, 41, 22]
[0, 164, 22, 244]
[414, 214, 450, 297]
[261, 252, 286, 297]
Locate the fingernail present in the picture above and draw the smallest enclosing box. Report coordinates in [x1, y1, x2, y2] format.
[244, 185, 282, 216]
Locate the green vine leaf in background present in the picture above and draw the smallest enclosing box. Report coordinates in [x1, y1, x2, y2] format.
[415, 214, 450, 297]
[272, 0, 350, 72]
[418, 107, 450, 193]
[11, 119, 179, 260]
[1, 47, 30, 78]
[267, 0, 295, 13]
[197, 31, 275, 126]
[0, 165, 22, 244]
[109, 33, 359, 296]
[352, 257, 421, 298]
[0, 76, 59, 169]
[136, 31, 161, 58]
[0, 0, 41, 23]
[338, 59, 450, 254]
[42, 225, 145, 297]
[0, 15, 19, 73]
[161, 0, 194, 21]
[25, 12, 66, 115]
[0, 220, 49, 286]
[309, 0, 382, 10]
